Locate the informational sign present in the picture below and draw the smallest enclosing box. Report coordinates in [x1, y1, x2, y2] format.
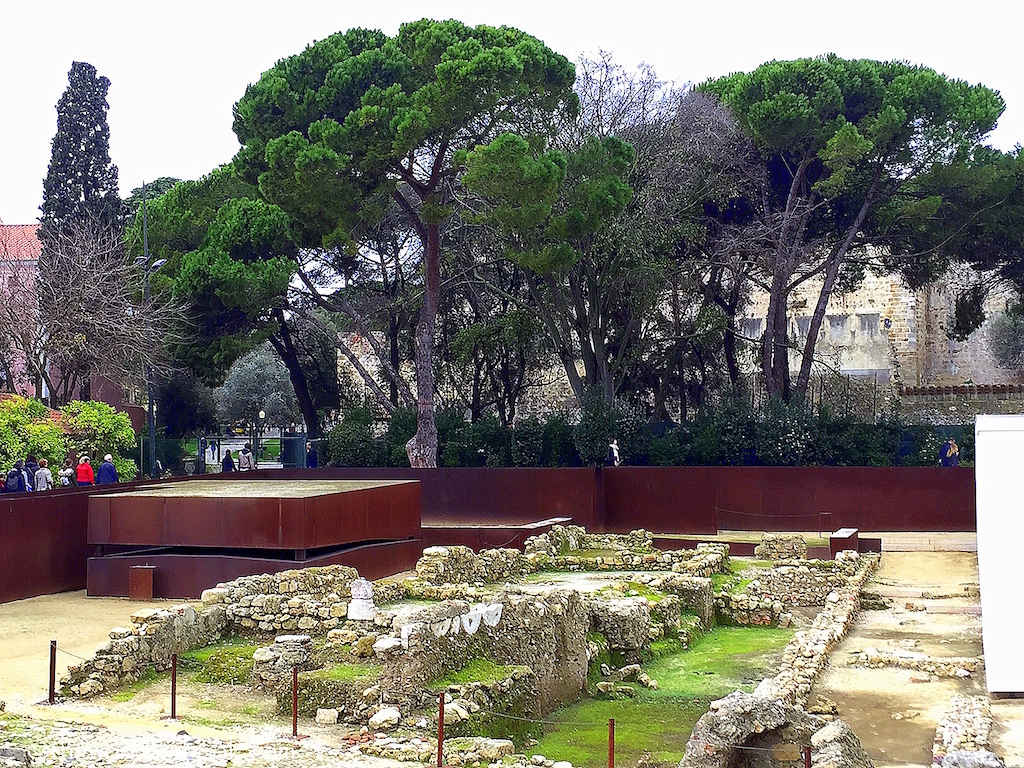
[974, 414, 1024, 694]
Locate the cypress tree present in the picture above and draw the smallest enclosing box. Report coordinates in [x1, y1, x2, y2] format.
[40, 61, 122, 239]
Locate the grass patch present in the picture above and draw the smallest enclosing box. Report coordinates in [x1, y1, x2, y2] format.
[535, 626, 794, 767]
[729, 558, 773, 571]
[109, 667, 162, 702]
[711, 573, 751, 594]
[311, 663, 382, 682]
[433, 658, 526, 688]
[595, 581, 664, 602]
[181, 637, 257, 685]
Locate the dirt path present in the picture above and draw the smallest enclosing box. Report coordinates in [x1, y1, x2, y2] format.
[811, 550, 1023, 767]
[0, 590, 177, 708]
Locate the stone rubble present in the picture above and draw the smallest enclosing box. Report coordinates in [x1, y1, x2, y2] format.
[934, 695, 994, 764]
[853, 647, 980, 678]
[754, 533, 808, 561]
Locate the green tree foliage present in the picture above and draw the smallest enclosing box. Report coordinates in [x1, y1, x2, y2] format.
[60, 400, 138, 480]
[701, 56, 1005, 402]
[124, 178, 181, 213]
[40, 61, 123, 238]
[0, 396, 65, 472]
[215, 343, 300, 430]
[135, 172, 296, 381]
[324, 408, 380, 467]
[987, 305, 1024, 370]
[231, 19, 578, 466]
[157, 371, 218, 438]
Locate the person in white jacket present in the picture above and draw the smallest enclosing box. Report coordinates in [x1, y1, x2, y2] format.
[34, 459, 54, 491]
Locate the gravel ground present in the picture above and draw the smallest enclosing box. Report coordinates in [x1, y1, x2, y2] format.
[0, 715, 406, 768]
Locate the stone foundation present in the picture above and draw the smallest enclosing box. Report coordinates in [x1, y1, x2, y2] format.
[753, 553, 879, 705]
[680, 691, 872, 768]
[934, 695, 994, 763]
[754, 533, 808, 561]
[60, 604, 226, 697]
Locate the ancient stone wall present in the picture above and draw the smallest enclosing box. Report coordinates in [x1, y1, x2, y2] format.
[754, 534, 808, 561]
[524, 525, 655, 557]
[61, 604, 227, 697]
[751, 562, 850, 607]
[753, 553, 879, 706]
[680, 691, 872, 768]
[385, 589, 589, 715]
[934, 695, 994, 765]
[415, 546, 528, 586]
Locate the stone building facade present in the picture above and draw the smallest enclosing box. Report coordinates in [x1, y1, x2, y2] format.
[742, 268, 1021, 389]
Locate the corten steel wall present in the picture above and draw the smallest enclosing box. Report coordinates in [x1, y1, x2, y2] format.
[0, 486, 94, 603]
[603, 467, 720, 535]
[88, 481, 420, 550]
[2, 465, 977, 605]
[602, 466, 976, 533]
[87, 539, 423, 599]
[233, 467, 599, 528]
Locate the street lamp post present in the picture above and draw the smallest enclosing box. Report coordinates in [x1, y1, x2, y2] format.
[137, 182, 166, 479]
[256, 409, 266, 469]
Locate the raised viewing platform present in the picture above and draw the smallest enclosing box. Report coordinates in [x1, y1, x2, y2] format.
[86, 479, 421, 599]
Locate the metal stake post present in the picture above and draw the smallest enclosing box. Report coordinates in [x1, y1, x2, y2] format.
[170, 654, 177, 719]
[292, 667, 299, 738]
[608, 718, 615, 768]
[437, 692, 445, 767]
[49, 640, 57, 704]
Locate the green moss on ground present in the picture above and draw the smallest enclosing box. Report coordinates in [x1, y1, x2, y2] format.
[534, 626, 794, 767]
[109, 667, 162, 702]
[595, 581, 665, 602]
[311, 663, 382, 682]
[432, 658, 527, 687]
[181, 637, 257, 685]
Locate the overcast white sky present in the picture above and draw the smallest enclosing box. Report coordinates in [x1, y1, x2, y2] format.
[2, 0, 1022, 224]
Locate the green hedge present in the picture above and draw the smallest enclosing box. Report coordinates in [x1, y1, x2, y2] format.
[322, 399, 971, 468]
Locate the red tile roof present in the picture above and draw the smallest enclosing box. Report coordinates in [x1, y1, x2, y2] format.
[0, 224, 42, 262]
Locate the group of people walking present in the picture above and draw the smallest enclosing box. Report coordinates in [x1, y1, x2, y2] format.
[3, 454, 119, 493]
[219, 444, 257, 473]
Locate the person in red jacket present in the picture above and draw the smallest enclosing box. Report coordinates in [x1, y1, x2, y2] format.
[76, 456, 95, 486]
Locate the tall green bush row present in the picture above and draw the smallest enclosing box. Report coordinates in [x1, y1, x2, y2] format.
[322, 399, 972, 468]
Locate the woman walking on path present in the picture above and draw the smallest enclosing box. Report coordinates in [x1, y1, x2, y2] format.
[76, 456, 95, 486]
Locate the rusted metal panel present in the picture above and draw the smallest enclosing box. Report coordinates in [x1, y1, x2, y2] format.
[87, 539, 422, 599]
[604, 466, 719, 535]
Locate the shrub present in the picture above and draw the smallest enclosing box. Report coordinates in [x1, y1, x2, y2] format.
[324, 408, 381, 467]
[61, 400, 138, 480]
[0, 395, 67, 471]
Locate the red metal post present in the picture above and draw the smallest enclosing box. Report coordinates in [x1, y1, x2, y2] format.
[437, 691, 445, 767]
[803, 745, 811, 768]
[608, 718, 615, 768]
[292, 666, 299, 738]
[170, 654, 177, 719]
[49, 640, 57, 705]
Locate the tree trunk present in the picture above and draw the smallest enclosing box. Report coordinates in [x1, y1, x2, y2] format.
[269, 309, 320, 439]
[793, 194, 876, 399]
[406, 222, 440, 468]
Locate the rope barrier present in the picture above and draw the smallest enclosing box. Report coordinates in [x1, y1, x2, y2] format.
[54, 646, 92, 663]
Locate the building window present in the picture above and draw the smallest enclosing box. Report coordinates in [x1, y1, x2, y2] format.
[859, 313, 880, 337]
[741, 318, 763, 340]
[828, 314, 848, 341]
